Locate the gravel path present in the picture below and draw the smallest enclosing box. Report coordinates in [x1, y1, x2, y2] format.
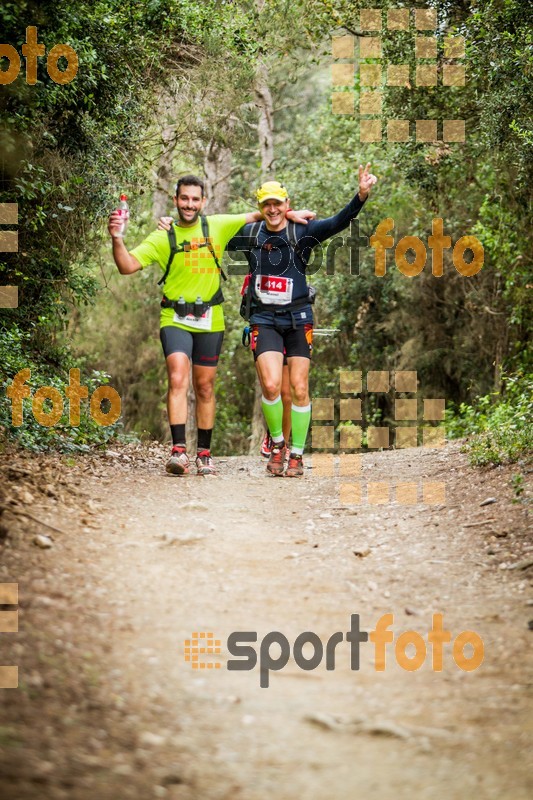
[0, 444, 531, 799]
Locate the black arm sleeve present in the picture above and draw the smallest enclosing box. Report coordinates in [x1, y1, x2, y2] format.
[226, 224, 249, 253]
[305, 193, 366, 243]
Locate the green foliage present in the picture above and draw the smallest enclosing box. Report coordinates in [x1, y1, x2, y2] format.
[0, 324, 124, 452]
[0, 0, 264, 453]
[446, 372, 533, 466]
[0, 0, 259, 334]
[2, 5, 146, 250]
[69, 227, 167, 442]
[1, 0, 531, 456]
[467, 426, 532, 468]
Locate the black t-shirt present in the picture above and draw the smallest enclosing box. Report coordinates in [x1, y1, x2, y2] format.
[228, 192, 366, 326]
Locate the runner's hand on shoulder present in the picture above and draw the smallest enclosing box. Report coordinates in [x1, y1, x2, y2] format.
[285, 208, 317, 225]
[157, 216, 174, 231]
[358, 162, 378, 200]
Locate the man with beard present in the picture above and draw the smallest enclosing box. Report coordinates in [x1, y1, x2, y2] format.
[109, 174, 313, 476]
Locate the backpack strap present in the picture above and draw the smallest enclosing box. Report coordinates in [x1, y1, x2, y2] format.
[286, 221, 305, 265]
[248, 220, 262, 247]
[245, 220, 263, 320]
[201, 214, 227, 282]
[157, 225, 178, 287]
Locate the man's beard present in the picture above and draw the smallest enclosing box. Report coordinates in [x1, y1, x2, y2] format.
[177, 207, 200, 225]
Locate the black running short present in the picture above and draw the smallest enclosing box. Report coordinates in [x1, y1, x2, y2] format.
[250, 323, 313, 361]
[160, 326, 224, 366]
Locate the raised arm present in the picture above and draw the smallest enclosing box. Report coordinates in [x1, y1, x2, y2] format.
[306, 162, 378, 242]
[108, 211, 143, 274]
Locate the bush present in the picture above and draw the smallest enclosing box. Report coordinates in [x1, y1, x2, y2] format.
[446, 372, 533, 466]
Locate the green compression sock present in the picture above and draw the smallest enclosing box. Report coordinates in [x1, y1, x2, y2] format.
[291, 403, 311, 455]
[261, 395, 284, 441]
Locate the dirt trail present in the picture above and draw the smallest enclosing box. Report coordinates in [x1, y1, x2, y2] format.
[0, 443, 531, 799]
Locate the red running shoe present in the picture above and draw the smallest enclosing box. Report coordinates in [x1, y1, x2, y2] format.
[261, 432, 273, 458]
[266, 441, 286, 476]
[196, 449, 217, 476]
[166, 445, 190, 475]
[285, 453, 304, 477]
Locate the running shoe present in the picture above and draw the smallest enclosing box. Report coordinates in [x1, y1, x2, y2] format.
[166, 445, 190, 475]
[196, 449, 217, 476]
[260, 432, 273, 458]
[284, 453, 304, 478]
[266, 441, 286, 476]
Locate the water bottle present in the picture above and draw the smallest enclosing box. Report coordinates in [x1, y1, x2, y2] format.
[115, 194, 129, 238]
[194, 296, 204, 318]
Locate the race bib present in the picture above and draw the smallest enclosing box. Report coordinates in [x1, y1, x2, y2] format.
[255, 275, 293, 305]
[173, 306, 213, 331]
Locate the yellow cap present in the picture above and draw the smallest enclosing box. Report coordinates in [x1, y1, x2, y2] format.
[255, 180, 289, 204]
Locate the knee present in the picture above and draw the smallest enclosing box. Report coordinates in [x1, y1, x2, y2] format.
[291, 381, 308, 404]
[262, 378, 281, 400]
[168, 370, 188, 394]
[195, 379, 214, 403]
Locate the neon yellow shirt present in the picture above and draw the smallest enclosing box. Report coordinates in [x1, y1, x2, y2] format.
[130, 214, 247, 332]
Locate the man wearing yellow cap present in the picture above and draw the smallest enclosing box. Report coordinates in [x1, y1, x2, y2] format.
[235, 163, 377, 477]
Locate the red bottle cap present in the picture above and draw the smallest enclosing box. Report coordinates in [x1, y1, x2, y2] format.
[120, 194, 128, 201]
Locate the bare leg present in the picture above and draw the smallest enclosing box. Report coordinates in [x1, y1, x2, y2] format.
[166, 352, 190, 424]
[192, 364, 217, 429]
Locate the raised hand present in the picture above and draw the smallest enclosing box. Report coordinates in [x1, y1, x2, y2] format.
[285, 208, 317, 225]
[358, 162, 378, 200]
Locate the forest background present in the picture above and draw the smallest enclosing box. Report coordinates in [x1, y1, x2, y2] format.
[0, 0, 531, 464]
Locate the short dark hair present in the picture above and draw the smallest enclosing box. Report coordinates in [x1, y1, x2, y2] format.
[175, 175, 205, 197]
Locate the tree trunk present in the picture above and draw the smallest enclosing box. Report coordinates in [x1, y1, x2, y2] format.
[152, 119, 176, 221]
[249, 60, 276, 454]
[203, 137, 233, 214]
[255, 61, 275, 180]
